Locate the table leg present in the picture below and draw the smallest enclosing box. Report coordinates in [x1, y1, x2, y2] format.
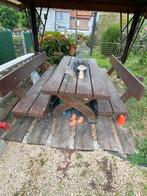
[54, 95, 96, 123]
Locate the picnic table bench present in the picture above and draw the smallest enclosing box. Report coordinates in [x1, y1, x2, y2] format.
[0, 54, 144, 122]
[42, 56, 129, 122]
[0, 54, 145, 154]
[43, 57, 109, 122]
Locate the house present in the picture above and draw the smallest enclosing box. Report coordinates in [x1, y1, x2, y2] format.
[68, 10, 93, 35]
[39, 8, 94, 35]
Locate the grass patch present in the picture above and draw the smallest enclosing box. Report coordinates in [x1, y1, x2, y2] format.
[126, 96, 147, 131]
[92, 48, 111, 69]
[129, 139, 147, 166]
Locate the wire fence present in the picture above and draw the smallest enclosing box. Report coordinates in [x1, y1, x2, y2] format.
[95, 41, 147, 57]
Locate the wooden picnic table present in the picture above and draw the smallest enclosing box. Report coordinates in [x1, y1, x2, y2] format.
[42, 56, 114, 122]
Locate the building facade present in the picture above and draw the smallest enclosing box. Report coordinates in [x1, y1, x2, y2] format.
[39, 8, 94, 35]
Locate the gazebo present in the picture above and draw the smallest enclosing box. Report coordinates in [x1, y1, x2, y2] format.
[0, 0, 146, 154]
[1, 0, 147, 63]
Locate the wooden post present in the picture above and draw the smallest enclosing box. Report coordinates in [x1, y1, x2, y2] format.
[120, 12, 122, 57]
[75, 10, 78, 43]
[29, 1, 39, 53]
[90, 11, 97, 56]
[121, 10, 142, 64]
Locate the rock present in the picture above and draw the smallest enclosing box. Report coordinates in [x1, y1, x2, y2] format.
[0, 140, 7, 155]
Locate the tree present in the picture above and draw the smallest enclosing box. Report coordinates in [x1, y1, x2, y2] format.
[19, 11, 28, 29]
[0, 5, 19, 30]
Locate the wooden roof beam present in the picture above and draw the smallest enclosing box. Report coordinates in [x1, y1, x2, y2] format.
[0, 0, 22, 8]
[19, 0, 147, 14]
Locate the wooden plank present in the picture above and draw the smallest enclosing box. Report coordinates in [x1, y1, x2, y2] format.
[42, 56, 71, 95]
[0, 52, 47, 97]
[59, 57, 77, 95]
[26, 1, 146, 15]
[74, 121, 94, 151]
[27, 119, 53, 145]
[98, 100, 113, 116]
[88, 59, 110, 99]
[76, 63, 93, 98]
[110, 55, 144, 101]
[51, 116, 74, 149]
[28, 93, 51, 118]
[3, 117, 33, 142]
[12, 67, 55, 116]
[0, 53, 34, 74]
[114, 122, 136, 154]
[100, 69, 128, 115]
[96, 116, 118, 152]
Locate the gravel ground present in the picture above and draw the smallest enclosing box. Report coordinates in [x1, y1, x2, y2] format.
[0, 142, 147, 196]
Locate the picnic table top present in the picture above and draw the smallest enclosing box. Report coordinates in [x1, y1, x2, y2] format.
[42, 56, 111, 100]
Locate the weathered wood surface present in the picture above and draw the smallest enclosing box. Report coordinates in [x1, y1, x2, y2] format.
[114, 121, 136, 154]
[2, 117, 32, 142]
[0, 52, 47, 97]
[0, 115, 135, 155]
[59, 57, 77, 96]
[0, 53, 34, 74]
[12, 67, 54, 117]
[76, 63, 93, 98]
[109, 55, 144, 101]
[50, 116, 74, 149]
[28, 93, 51, 118]
[100, 69, 128, 115]
[42, 56, 71, 95]
[88, 59, 110, 99]
[75, 121, 94, 151]
[96, 116, 118, 152]
[98, 100, 113, 116]
[27, 120, 53, 145]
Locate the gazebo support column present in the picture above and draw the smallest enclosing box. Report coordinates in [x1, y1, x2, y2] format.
[121, 10, 144, 64]
[28, 1, 39, 53]
[90, 11, 97, 56]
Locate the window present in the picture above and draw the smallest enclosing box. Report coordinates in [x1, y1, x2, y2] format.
[60, 13, 63, 21]
[77, 19, 80, 26]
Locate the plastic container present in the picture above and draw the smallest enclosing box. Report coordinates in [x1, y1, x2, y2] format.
[31, 71, 40, 84]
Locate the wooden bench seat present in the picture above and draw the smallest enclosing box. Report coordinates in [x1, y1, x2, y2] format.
[12, 67, 55, 118]
[0, 51, 50, 121]
[108, 55, 145, 103]
[0, 52, 47, 97]
[96, 55, 145, 116]
[97, 68, 128, 116]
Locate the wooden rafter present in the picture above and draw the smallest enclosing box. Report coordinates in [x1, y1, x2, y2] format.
[2, 0, 147, 15]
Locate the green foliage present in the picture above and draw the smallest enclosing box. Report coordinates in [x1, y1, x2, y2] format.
[42, 32, 77, 65]
[19, 11, 28, 29]
[0, 5, 19, 30]
[95, 13, 123, 43]
[129, 139, 147, 165]
[92, 47, 111, 69]
[133, 21, 147, 51]
[100, 24, 120, 56]
[76, 33, 90, 47]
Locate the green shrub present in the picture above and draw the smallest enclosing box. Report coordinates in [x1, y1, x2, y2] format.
[0, 5, 19, 30]
[42, 32, 77, 65]
[100, 24, 120, 56]
[76, 33, 90, 47]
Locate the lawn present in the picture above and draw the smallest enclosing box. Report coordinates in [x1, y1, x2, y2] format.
[92, 48, 147, 166]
